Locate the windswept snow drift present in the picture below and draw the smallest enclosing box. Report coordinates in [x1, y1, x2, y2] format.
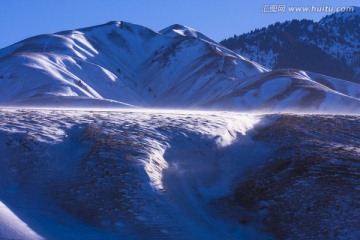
[1, 109, 359, 239]
[0, 108, 268, 239]
[0, 21, 359, 113]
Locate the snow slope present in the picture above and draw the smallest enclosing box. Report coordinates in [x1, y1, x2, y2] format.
[0, 201, 43, 240]
[234, 114, 360, 239]
[0, 108, 270, 240]
[0, 109, 359, 239]
[202, 69, 360, 114]
[0, 21, 359, 113]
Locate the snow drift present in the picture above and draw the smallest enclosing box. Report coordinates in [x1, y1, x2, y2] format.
[1, 109, 359, 239]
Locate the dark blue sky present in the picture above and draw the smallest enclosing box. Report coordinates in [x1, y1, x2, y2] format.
[0, 0, 359, 49]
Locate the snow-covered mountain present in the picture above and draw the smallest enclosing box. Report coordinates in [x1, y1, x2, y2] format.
[1, 21, 360, 113]
[221, 7, 360, 83]
[0, 22, 265, 107]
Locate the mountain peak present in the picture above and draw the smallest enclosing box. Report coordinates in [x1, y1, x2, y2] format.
[160, 24, 199, 38]
[159, 23, 220, 46]
[73, 20, 158, 35]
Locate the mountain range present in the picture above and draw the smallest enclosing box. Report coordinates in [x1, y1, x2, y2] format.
[0, 12, 360, 113]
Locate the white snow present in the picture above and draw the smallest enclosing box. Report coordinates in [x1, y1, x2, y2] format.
[0, 108, 270, 240]
[0, 201, 44, 240]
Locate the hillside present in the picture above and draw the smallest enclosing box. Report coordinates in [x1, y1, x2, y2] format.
[221, 7, 360, 83]
[0, 109, 359, 239]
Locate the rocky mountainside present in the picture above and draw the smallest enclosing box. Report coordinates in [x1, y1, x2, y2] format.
[221, 7, 360, 83]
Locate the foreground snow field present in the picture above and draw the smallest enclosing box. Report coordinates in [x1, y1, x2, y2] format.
[0, 108, 359, 239]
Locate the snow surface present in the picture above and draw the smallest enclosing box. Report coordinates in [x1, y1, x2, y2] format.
[0, 108, 272, 240]
[0, 201, 43, 240]
[1, 109, 359, 239]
